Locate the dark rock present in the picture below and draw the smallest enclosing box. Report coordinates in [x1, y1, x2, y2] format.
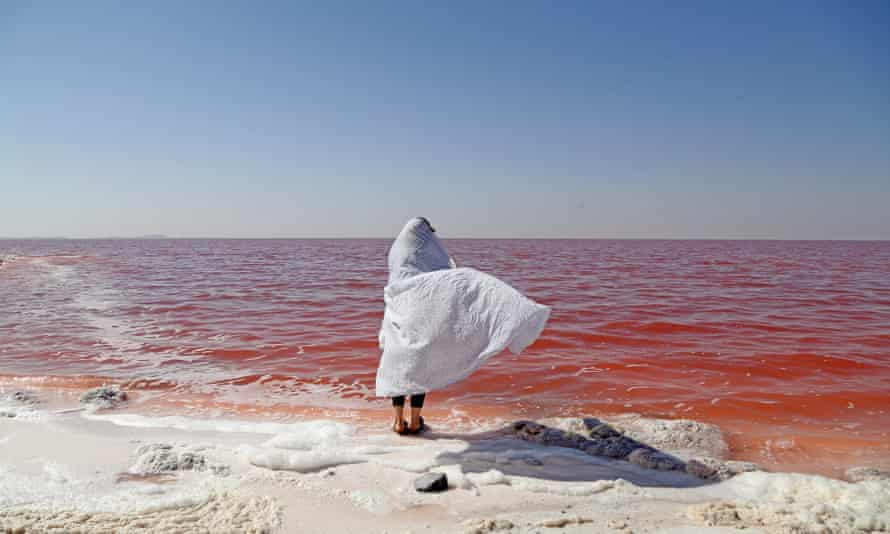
[505, 417, 723, 476]
[541, 428, 589, 449]
[80, 386, 128, 409]
[414, 472, 448, 493]
[602, 437, 645, 459]
[685, 459, 719, 480]
[578, 435, 647, 460]
[580, 440, 606, 456]
[512, 420, 540, 435]
[627, 448, 685, 471]
[12, 391, 35, 403]
[581, 417, 604, 430]
[588, 423, 621, 439]
[511, 420, 531, 431]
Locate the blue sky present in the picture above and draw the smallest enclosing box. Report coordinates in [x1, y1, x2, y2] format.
[1, 1, 888, 238]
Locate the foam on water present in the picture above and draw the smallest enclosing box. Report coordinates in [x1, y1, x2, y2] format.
[82, 411, 326, 435]
[262, 420, 353, 450]
[244, 419, 375, 473]
[247, 447, 366, 473]
[82, 411, 391, 474]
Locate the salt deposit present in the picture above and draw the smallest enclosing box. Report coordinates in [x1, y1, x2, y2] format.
[690, 471, 890, 532]
[463, 518, 516, 533]
[466, 468, 511, 487]
[846, 466, 890, 483]
[0, 390, 45, 421]
[0, 492, 281, 533]
[248, 447, 365, 473]
[130, 442, 230, 476]
[511, 478, 633, 497]
[3, 407, 887, 534]
[241, 419, 386, 473]
[533, 515, 594, 528]
[261, 420, 353, 450]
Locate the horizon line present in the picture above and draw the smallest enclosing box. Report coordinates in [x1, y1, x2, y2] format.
[2, 236, 888, 242]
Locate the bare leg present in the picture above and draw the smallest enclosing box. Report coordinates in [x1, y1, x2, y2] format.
[408, 393, 426, 432]
[409, 406, 423, 432]
[392, 403, 405, 433]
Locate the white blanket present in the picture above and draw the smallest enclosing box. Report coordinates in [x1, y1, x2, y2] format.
[376, 218, 551, 397]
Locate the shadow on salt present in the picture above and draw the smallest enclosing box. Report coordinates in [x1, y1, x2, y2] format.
[426, 418, 713, 489]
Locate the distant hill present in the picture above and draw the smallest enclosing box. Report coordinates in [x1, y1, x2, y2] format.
[0, 236, 68, 240]
[0, 235, 170, 240]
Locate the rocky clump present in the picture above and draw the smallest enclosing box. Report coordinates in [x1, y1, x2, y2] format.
[464, 518, 514, 533]
[534, 516, 594, 528]
[510, 420, 665, 463]
[79, 386, 128, 409]
[130, 443, 229, 476]
[544, 415, 728, 460]
[132, 443, 204, 474]
[506, 419, 759, 481]
[0, 390, 42, 418]
[604, 415, 729, 460]
[627, 448, 685, 471]
[685, 457, 760, 482]
[8, 391, 41, 405]
[846, 466, 890, 483]
[414, 472, 449, 493]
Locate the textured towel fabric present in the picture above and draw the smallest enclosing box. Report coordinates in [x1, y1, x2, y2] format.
[375, 218, 551, 397]
[385, 217, 455, 285]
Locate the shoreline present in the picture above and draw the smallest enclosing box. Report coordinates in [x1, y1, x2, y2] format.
[2, 388, 889, 533]
[2, 376, 887, 481]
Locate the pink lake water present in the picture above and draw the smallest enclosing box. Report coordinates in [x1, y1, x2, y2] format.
[1, 239, 888, 477]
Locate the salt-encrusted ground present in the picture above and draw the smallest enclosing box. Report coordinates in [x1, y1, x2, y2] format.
[1, 389, 888, 533]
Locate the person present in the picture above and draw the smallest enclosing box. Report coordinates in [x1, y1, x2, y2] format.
[391, 393, 426, 435]
[376, 217, 551, 435]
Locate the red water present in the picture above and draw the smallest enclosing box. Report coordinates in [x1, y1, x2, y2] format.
[1, 239, 888, 477]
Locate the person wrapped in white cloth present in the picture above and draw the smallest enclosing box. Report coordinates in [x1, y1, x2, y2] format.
[377, 217, 551, 434]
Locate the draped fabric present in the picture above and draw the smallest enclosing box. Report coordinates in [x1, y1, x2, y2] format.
[375, 218, 551, 397]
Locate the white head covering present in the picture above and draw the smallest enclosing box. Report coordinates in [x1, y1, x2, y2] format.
[386, 217, 455, 285]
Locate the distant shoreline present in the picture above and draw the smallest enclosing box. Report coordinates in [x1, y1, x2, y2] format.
[1, 236, 888, 242]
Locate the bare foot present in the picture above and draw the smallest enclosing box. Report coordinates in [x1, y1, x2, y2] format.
[393, 419, 407, 434]
[408, 416, 424, 434]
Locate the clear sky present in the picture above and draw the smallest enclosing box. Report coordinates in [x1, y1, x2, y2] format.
[2, 1, 888, 239]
